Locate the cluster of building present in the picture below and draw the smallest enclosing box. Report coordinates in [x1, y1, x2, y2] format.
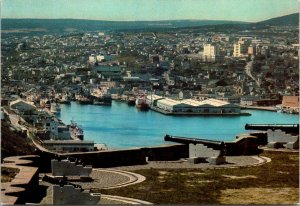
[2, 99, 96, 153]
[1, 23, 299, 137]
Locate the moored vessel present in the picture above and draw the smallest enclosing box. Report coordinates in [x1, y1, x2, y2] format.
[50, 102, 61, 114]
[135, 97, 149, 110]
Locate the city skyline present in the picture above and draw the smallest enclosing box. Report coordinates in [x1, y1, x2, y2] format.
[1, 0, 299, 22]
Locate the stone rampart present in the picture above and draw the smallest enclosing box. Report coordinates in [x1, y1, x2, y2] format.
[1, 155, 39, 204]
[51, 159, 92, 177]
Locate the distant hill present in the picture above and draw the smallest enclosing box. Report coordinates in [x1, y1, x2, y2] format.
[1, 18, 247, 34]
[256, 13, 299, 26]
[1, 13, 298, 35]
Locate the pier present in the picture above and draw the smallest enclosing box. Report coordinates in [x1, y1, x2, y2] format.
[150, 106, 251, 116]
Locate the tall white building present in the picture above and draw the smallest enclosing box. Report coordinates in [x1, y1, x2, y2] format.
[233, 43, 242, 57]
[203, 44, 220, 62]
[233, 38, 252, 57]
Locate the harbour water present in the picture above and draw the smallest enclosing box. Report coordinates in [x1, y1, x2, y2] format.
[58, 101, 299, 149]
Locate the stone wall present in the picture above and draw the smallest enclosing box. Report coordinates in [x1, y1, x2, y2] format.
[51, 159, 92, 177]
[58, 144, 188, 168]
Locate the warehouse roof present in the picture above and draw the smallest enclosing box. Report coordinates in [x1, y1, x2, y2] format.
[181, 99, 203, 106]
[157, 98, 181, 107]
[147, 94, 165, 101]
[201, 98, 230, 107]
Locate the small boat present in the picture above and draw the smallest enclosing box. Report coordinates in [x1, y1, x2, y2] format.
[127, 97, 136, 106]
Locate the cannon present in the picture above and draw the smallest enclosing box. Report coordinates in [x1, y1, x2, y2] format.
[245, 124, 299, 134]
[164, 134, 225, 152]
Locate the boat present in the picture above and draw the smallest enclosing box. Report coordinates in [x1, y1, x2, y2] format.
[75, 94, 91, 104]
[92, 93, 112, 106]
[135, 97, 149, 110]
[90, 87, 112, 106]
[50, 102, 61, 114]
[58, 94, 71, 104]
[127, 96, 136, 106]
[68, 120, 84, 140]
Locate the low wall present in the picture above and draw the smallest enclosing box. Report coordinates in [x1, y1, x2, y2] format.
[56, 144, 188, 168]
[1, 155, 40, 204]
[35, 136, 264, 169]
[225, 135, 263, 156]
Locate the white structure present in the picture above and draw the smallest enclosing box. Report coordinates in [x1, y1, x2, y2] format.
[155, 97, 241, 113]
[203, 44, 219, 62]
[43, 140, 95, 152]
[188, 143, 226, 165]
[267, 129, 299, 149]
[233, 43, 245, 57]
[233, 38, 252, 57]
[96, 55, 105, 62]
[88, 55, 96, 63]
[146, 94, 165, 106]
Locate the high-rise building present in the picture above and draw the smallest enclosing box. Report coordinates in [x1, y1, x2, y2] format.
[203, 44, 220, 62]
[233, 40, 249, 57]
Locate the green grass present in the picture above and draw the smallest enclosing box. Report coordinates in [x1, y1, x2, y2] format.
[99, 151, 299, 204]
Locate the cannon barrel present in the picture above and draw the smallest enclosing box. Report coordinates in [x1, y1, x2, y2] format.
[164, 134, 225, 150]
[245, 124, 299, 134]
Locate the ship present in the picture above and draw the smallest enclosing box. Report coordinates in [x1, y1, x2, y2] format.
[90, 87, 112, 106]
[58, 94, 71, 104]
[127, 96, 136, 106]
[135, 97, 149, 110]
[69, 120, 84, 140]
[50, 102, 61, 114]
[75, 94, 91, 104]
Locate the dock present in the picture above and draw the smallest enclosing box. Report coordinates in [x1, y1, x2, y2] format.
[150, 106, 251, 116]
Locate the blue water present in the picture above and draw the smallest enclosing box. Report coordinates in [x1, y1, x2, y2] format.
[58, 101, 299, 149]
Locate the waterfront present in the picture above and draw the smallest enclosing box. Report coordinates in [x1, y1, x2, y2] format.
[58, 101, 299, 149]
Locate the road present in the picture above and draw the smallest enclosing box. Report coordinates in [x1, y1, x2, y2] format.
[245, 60, 260, 87]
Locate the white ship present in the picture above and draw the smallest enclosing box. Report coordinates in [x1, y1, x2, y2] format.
[50, 103, 61, 114]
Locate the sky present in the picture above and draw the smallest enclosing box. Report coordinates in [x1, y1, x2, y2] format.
[1, 0, 299, 22]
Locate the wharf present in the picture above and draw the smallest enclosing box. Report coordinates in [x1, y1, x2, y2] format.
[150, 106, 251, 116]
[241, 106, 277, 112]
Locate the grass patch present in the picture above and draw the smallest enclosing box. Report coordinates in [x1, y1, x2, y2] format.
[1, 167, 19, 183]
[100, 151, 299, 204]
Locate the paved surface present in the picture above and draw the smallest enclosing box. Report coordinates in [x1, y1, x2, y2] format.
[39, 169, 148, 204]
[110, 156, 265, 170]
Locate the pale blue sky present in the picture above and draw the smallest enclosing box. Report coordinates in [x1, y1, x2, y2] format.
[1, 0, 299, 22]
